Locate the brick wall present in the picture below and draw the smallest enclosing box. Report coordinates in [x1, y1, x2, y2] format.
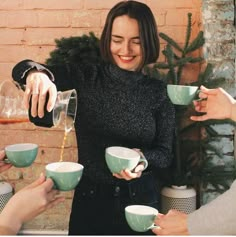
[0, 0, 202, 232]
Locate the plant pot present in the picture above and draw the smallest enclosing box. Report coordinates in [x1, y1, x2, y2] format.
[161, 185, 196, 214]
[0, 181, 13, 213]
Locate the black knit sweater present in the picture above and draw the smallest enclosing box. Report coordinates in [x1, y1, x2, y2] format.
[12, 60, 176, 184]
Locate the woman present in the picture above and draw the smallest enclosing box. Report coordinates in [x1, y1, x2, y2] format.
[12, 1, 175, 235]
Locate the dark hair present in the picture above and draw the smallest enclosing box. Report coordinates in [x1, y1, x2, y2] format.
[100, 0, 160, 71]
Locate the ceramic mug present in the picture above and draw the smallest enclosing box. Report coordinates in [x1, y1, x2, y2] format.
[4, 143, 38, 167]
[167, 84, 199, 105]
[125, 205, 158, 232]
[45, 161, 84, 191]
[105, 146, 148, 174]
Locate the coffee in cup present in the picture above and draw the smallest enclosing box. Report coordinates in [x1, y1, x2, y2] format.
[167, 84, 199, 105]
[125, 205, 158, 232]
[105, 146, 148, 174]
[45, 161, 84, 191]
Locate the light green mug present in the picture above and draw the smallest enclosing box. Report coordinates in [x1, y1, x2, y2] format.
[167, 84, 199, 105]
[46, 161, 84, 191]
[5, 143, 38, 167]
[125, 205, 158, 232]
[105, 146, 148, 174]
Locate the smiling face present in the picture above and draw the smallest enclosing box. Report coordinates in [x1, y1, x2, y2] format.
[110, 15, 142, 71]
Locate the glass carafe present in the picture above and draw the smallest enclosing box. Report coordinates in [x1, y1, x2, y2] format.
[29, 89, 77, 133]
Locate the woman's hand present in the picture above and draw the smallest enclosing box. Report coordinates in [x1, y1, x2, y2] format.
[152, 210, 189, 235]
[0, 150, 12, 172]
[112, 163, 145, 180]
[191, 86, 236, 122]
[24, 71, 57, 118]
[0, 174, 64, 234]
[113, 148, 146, 180]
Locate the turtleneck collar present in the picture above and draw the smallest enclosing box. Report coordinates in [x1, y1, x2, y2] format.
[105, 63, 144, 83]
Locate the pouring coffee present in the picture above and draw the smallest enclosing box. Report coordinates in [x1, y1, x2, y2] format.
[29, 89, 77, 133]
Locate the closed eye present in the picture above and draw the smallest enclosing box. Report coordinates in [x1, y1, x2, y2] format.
[112, 39, 122, 44]
[132, 39, 141, 44]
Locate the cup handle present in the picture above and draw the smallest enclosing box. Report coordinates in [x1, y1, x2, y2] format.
[148, 224, 159, 230]
[194, 89, 208, 102]
[148, 214, 159, 230]
[139, 156, 148, 171]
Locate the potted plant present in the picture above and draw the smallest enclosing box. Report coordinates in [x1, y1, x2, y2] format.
[144, 13, 227, 213]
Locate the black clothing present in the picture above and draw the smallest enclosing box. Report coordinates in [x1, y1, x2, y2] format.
[12, 60, 176, 235]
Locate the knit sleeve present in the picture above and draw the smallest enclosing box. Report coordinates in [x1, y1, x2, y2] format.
[187, 180, 236, 235]
[11, 59, 87, 91]
[12, 59, 55, 84]
[143, 94, 176, 169]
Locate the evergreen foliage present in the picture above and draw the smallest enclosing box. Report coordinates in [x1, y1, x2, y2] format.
[46, 32, 101, 66]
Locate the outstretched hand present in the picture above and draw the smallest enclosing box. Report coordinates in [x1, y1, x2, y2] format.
[0, 150, 12, 172]
[152, 209, 189, 235]
[0, 174, 64, 234]
[190, 86, 236, 122]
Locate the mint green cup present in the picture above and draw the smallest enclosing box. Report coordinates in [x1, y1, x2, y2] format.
[105, 146, 148, 174]
[167, 85, 199, 105]
[5, 143, 38, 167]
[46, 162, 84, 191]
[125, 205, 158, 232]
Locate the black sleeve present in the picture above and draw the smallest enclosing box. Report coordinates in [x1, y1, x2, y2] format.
[12, 59, 55, 84]
[142, 96, 176, 169]
[11, 59, 83, 91]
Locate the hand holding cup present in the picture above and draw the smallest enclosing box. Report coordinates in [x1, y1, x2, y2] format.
[105, 146, 148, 175]
[4, 143, 38, 168]
[125, 205, 158, 232]
[45, 162, 84, 191]
[167, 85, 199, 105]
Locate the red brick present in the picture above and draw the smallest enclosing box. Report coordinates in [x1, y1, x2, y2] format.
[38, 11, 71, 28]
[149, 0, 200, 9]
[0, 29, 24, 44]
[23, 0, 84, 10]
[0, 0, 24, 10]
[6, 11, 38, 28]
[85, 0, 124, 10]
[71, 10, 101, 28]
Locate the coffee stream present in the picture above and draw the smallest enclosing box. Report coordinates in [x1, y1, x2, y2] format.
[59, 131, 68, 162]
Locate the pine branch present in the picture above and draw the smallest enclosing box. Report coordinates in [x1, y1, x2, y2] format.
[186, 31, 205, 54]
[159, 32, 183, 53]
[183, 13, 192, 53]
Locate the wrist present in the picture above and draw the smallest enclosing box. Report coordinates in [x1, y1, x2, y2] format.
[0, 205, 23, 234]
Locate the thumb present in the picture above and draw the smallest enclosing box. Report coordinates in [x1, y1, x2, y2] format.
[0, 150, 5, 160]
[23, 173, 46, 190]
[200, 85, 217, 95]
[157, 213, 164, 219]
